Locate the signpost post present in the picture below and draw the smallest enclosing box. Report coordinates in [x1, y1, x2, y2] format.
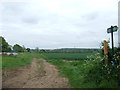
[107, 26, 118, 61]
[104, 40, 108, 65]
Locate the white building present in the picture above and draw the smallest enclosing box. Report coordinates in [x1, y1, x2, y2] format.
[118, 1, 120, 47]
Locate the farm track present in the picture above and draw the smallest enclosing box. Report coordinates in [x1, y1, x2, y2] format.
[2, 58, 70, 88]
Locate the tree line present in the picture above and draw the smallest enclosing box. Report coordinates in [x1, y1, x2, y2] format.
[0, 36, 31, 52]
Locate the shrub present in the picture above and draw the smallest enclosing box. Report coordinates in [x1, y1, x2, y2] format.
[84, 53, 120, 88]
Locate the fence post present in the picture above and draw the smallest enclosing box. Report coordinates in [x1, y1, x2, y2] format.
[104, 40, 108, 65]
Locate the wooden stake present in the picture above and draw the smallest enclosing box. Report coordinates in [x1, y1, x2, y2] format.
[104, 40, 108, 65]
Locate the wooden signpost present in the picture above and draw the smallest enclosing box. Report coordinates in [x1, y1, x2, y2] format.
[107, 26, 118, 62]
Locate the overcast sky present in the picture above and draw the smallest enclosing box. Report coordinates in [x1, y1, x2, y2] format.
[0, 0, 119, 49]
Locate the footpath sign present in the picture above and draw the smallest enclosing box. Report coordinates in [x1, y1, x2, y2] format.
[107, 26, 118, 61]
[107, 26, 118, 33]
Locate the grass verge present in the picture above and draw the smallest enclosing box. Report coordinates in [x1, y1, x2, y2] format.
[2, 53, 42, 70]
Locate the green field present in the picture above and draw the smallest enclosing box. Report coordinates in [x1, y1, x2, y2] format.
[2, 52, 92, 70]
[42, 52, 94, 60]
[2, 53, 42, 70]
[2, 52, 120, 88]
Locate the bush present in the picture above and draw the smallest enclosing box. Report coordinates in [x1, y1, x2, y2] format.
[84, 53, 120, 88]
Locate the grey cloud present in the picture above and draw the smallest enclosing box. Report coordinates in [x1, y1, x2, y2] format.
[82, 12, 99, 21]
[1, 0, 118, 48]
[22, 17, 39, 24]
[1, 2, 27, 24]
[1, 2, 26, 15]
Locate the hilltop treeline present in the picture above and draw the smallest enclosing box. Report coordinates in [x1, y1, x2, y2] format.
[0, 36, 101, 53]
[39, 48, 100, 53]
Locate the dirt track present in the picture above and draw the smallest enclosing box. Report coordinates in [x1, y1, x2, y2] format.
[2, 58, 70, 88]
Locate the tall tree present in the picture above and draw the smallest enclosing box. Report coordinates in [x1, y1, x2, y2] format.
[26, 48, 31, 52]
[13, 44, 23, 52]
[0, 36, 11, 52]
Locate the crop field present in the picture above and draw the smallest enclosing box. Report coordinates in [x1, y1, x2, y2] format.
[2, 52, 93, 70]
[2, 52, 95, 70]
[42, 52, 94, 60]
